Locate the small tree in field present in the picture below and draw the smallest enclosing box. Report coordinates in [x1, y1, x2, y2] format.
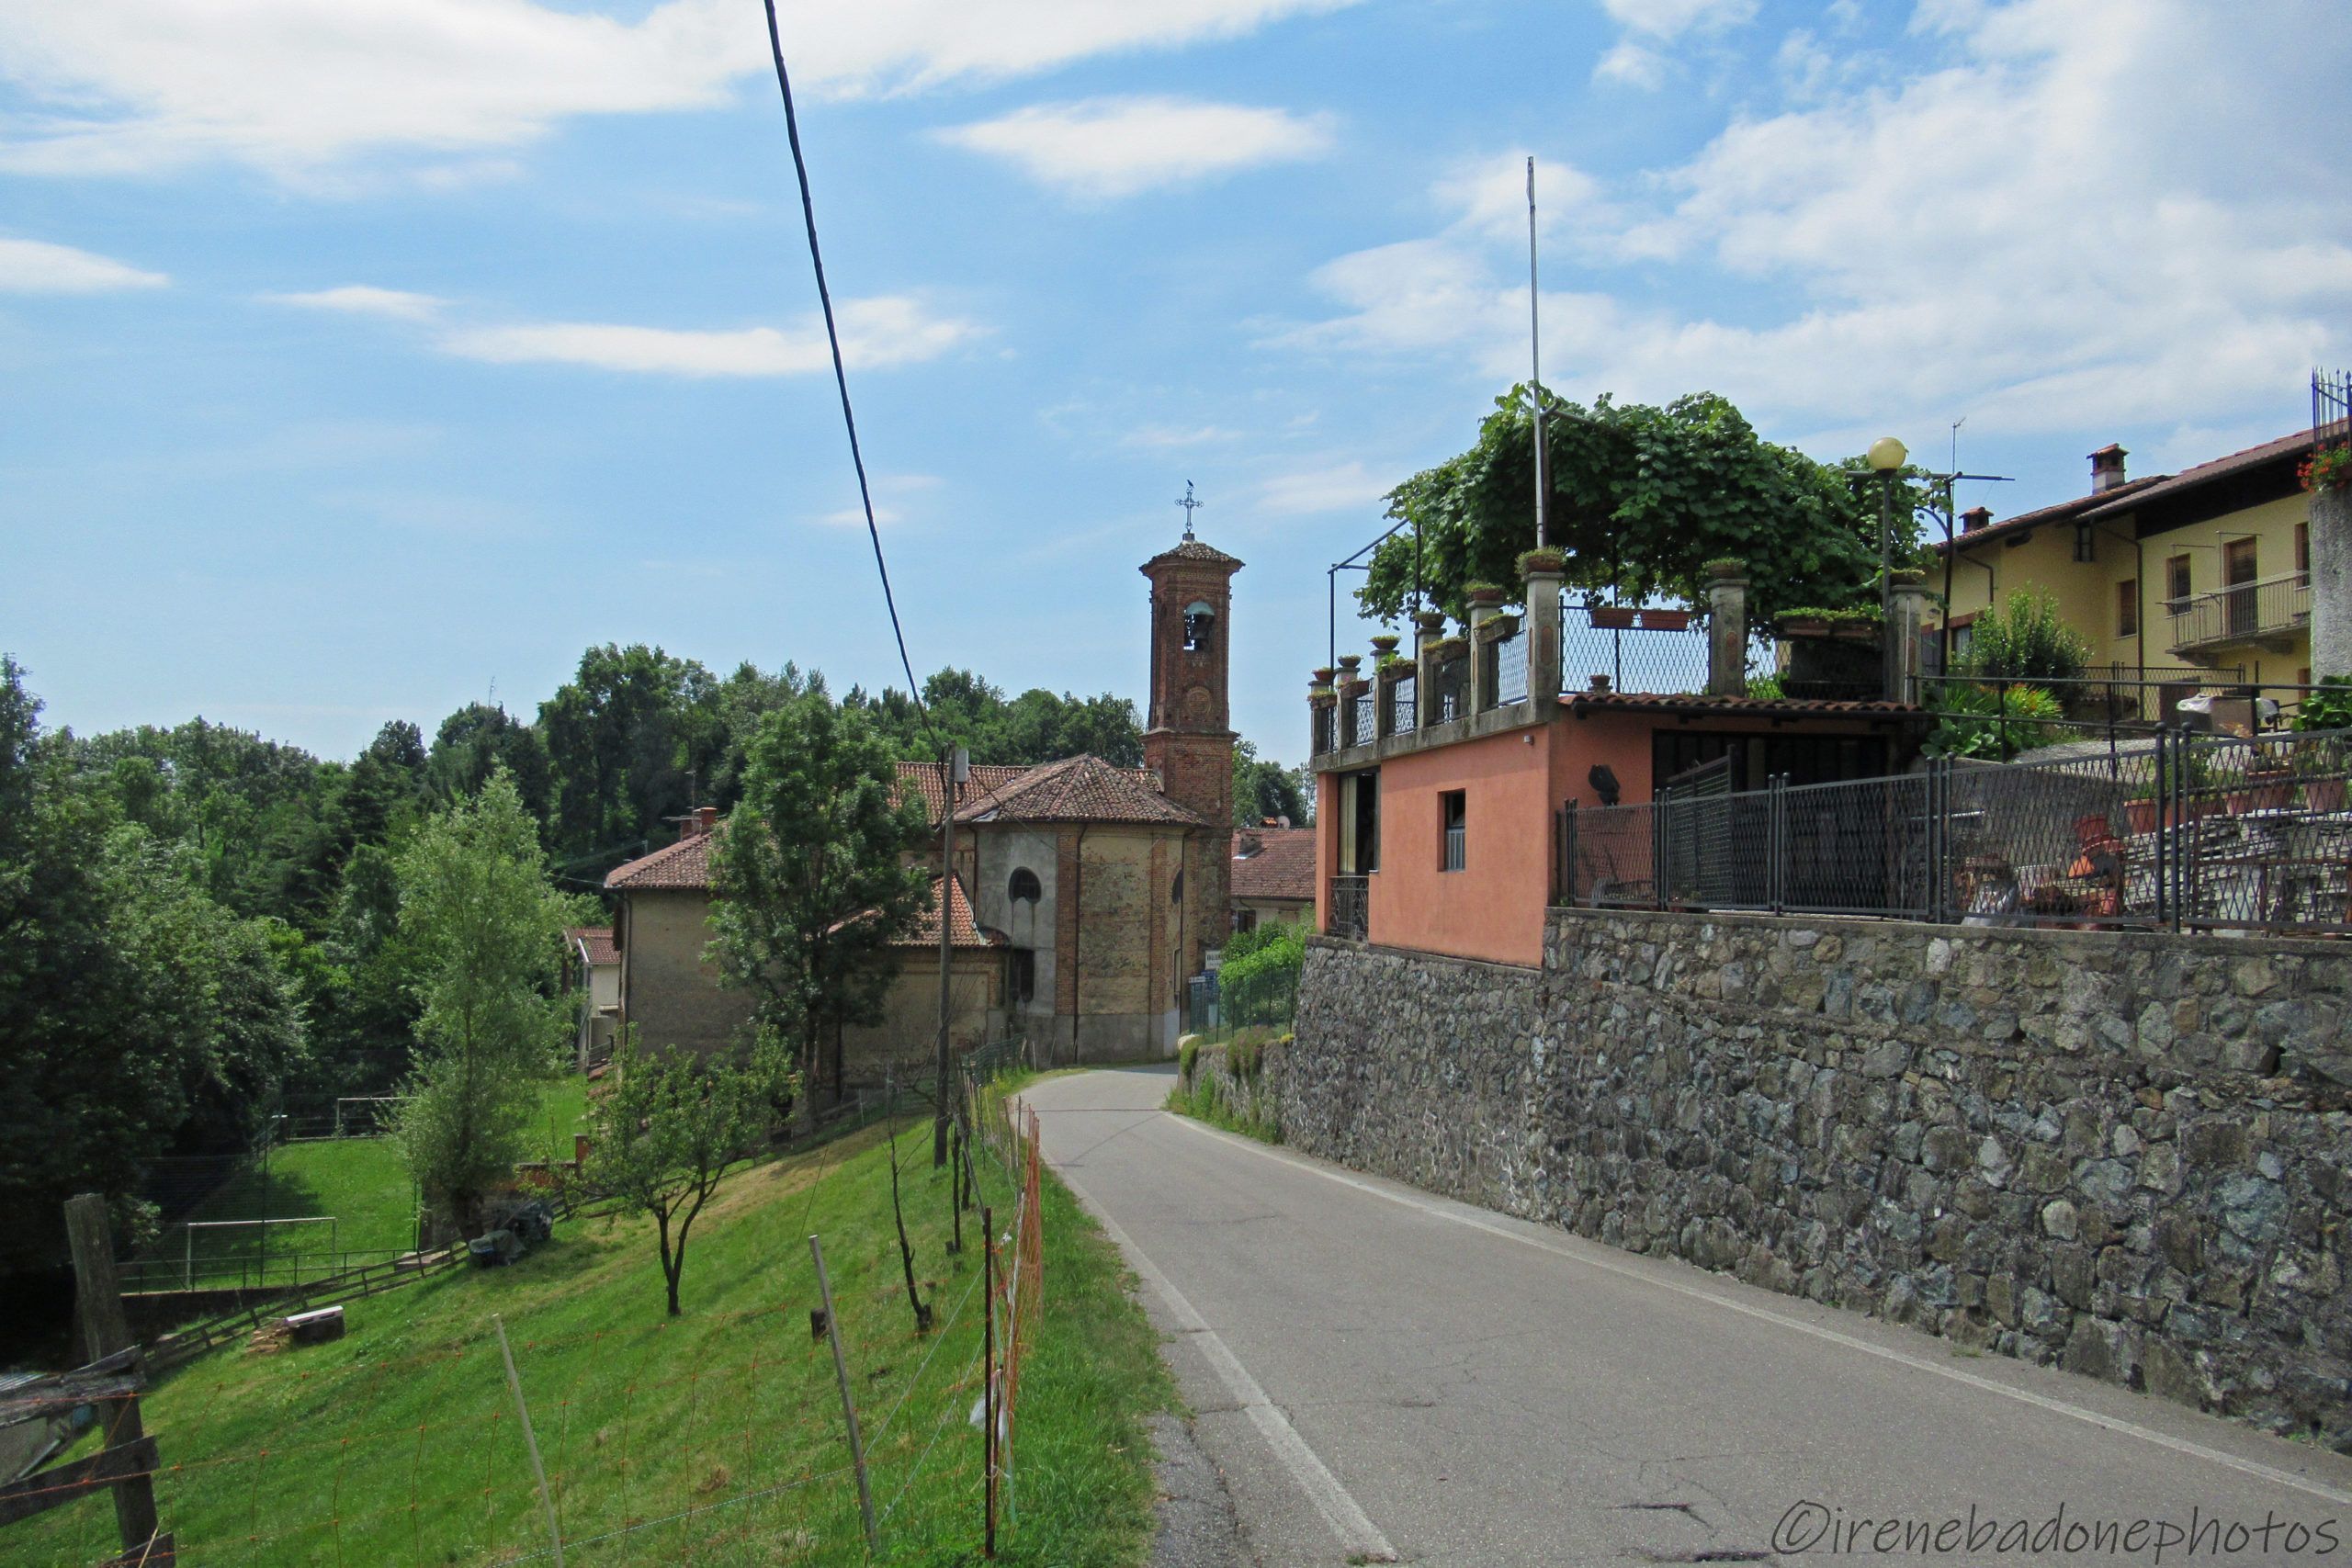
[393, 771, 571, 1234]
[586, 1029, 794, 1315]
[708, 688, 928, 1113]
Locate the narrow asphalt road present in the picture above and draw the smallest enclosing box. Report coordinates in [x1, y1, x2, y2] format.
[1025, 1066, 2352, 1568]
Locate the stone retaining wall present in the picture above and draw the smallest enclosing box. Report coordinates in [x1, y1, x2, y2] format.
[1283, 911, 2352, 1447]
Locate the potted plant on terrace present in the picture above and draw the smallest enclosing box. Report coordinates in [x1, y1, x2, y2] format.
[1369, 633, 1401, 658]
[1639, 607, 1694, 631]
[2298, 444, 2352, 494]
[1589, 601, 1636, 629]
[2295, 739, 2346, 814]
[1413, 607, 1447, 635]
[1464, 581, 1507, 609]
[1516, 547, 1566, 578]
[1475, 612, 1521, 643]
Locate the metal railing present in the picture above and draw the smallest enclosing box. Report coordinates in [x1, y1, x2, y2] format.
[1327, 874, 1370, 941]
[1920, 671, 2318, 761]
[1351, 687, 1378, 748]
[2316, 367, 2351, 452]
[1492, 627, 1529, 705]
[1388, 674, 1417, 736]
[1565, 599, 1719, 695]
[1557, 728, 2352, 933]
[2165, 572, 2310, 654]
[1311, 703, 1336, 756]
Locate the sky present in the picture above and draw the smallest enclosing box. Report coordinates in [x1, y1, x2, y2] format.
[5, 0, 2349, 769]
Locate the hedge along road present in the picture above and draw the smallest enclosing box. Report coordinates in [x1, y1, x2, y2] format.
[1022, 1066, 2352, 1567]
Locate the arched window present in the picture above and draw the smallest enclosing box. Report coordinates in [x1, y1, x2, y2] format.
[1008, 867, 1042, 904]
[1182, 600, 1216, 653]
[1170, 869, 1183, 903]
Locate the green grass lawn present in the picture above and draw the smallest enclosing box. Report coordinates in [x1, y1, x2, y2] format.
[130, 1077, 598, 1292]
[30, 1108, 1172, 1567]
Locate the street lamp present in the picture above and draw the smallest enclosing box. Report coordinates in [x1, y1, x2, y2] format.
[1868, 437, 1909, 699]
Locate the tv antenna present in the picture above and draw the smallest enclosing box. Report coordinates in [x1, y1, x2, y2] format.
[1175, 480, 1204, 539]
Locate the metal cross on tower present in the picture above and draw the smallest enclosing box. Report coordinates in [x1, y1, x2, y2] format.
[1175, 480, 1204, 539]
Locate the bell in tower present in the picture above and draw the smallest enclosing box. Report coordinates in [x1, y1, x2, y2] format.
[1139, 513, 1242, 981]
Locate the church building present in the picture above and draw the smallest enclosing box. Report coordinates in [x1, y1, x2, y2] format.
[602, 530, 1242, 1085]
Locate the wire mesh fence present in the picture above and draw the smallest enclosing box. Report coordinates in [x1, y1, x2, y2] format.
[1559, 728, 2352, 934]
[18, 1077, 1054, 1568]
[1183, 957, 1302, 1043]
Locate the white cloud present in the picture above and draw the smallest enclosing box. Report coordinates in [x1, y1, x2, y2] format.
[0, 235, 166, 291]
[1124, 423, 1238, 448]
[1590, 0, 1756, 86]
[267, 285, 447, 321]
[1257, 459, 1388, 515]
[0, 0, 1356, 183]
[1597, 0, 1756, 37]
[1291, 0, 2352, 442]
[436, 295, 979, 377]
[814, 505, 902, 528]
[939, 96, 1332, 197]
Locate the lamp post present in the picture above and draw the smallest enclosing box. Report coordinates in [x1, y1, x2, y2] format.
[1869, 436, 1908, 703]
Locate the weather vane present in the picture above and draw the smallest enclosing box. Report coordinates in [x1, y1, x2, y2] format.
[1175, 480, 1204, 539]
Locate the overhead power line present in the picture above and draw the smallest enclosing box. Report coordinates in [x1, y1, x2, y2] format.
[759, 0, 934, 735]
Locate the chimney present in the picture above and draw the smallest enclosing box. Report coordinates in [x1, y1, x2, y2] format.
[1961, 505, 1992, 534]
[1705, 559, 1747, 698]
[691, 806, 718, 835]
[2089, 444, 2128, 494]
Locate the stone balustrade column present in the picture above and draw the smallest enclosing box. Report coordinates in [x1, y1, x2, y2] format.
[1706, 563, 1749, 699]
[1524, 570, 1564, 716]
[1468, 604, 1497, 713]
[1888, 574, 1928, 705]
[2315, 485, 2351, 680]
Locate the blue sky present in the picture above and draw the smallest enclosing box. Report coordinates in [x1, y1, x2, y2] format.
[5, 0, 2348, 767]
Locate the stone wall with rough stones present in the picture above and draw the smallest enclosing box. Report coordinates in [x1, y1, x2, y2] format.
[1283, 912, 2352, 1448]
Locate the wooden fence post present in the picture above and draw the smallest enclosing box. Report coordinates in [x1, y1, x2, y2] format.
[63, 1193, 169, 1564]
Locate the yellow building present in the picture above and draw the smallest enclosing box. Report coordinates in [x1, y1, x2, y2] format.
[1931, 433, 2315, 711]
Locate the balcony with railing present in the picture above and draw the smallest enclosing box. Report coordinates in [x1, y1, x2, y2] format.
[2165, 571, 2310, 658]
[1327, 874, 1369, 941]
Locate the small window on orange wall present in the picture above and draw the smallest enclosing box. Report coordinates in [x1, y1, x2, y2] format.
[1440, 790, 1466, 872]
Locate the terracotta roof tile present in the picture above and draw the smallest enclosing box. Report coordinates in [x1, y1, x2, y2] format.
[953, 754, 1202, 827]
[902, 873, 1002, 949]
[2080, 428, 2313, 519]
[567, 926, 619, 965]
[1931, 473, 2171, 552]
[1231, 828, 1315, 903]
[893, 761, 1034, 826]
[1140, 537, 1243, 571]
[605, 831, 717, 890]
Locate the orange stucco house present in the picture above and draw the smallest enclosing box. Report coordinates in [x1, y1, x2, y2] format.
[1310, 563, 1931, 967]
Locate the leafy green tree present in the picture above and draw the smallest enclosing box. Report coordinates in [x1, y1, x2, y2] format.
[851, 668, 1143, 767]
[707, 690, 929, 1107]
[428, 703, 553, 823]
[582, 1029, 793, 1314]
[70, 717, 334, 925]
[392, 771, 572, 1232]
[539, 644, 718, 862]
[1232, 739, 1311, 827]
[0, 660, 305, 1269]
[1360, 387, 1928, 626]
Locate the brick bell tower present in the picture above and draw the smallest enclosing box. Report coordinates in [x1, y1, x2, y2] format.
[1140, 519, 1242, 981]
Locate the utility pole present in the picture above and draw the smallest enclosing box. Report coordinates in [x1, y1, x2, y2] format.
[1528, 155, 1548, 551]
[934, 744, 966, 1168]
